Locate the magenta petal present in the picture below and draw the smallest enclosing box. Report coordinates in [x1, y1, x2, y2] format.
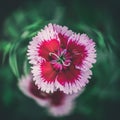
[58, 34, 68, 48]
[38, 39, 60, 61]
[57, 65, 80, 86]
[41, 61, 57, 83]
[29, 80, 50, 99]
[67, 40, 87, 66]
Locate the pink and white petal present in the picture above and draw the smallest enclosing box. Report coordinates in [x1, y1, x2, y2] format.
[31, 63, 57, 93]
[27, 23, 60, 65]
[18, 74, 33, 97]
[53, 24, 73, 48]
[68, 33, 96, 71]
[79, 34, 96, 66]
[55, 69, 92, 94]
[27, 36, 44, 65]
[34, 98, 50, 107]
[27, 37, 42, 65]
[53, 24, 73, 37]
[48, 97, 75, 117]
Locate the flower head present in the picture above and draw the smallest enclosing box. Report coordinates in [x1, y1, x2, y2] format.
[18, 74, 80, 116]
[27, 23, 96, 94]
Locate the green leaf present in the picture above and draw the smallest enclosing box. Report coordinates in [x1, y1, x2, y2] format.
[9, 53, 19, 78]
[91, 28, 105, 47]
[23, 59, 30, 76]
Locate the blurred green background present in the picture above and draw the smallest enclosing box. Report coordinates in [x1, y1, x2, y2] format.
[0, 0, 120, 120]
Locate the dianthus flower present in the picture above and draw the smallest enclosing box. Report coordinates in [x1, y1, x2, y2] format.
[27, 23, 96, 94]
[18, 74, 80, 116]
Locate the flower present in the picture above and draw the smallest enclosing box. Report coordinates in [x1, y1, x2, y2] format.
[18, 74, 80, 116]
[27, 23, 96, 94]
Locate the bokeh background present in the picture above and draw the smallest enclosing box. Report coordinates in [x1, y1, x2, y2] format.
[0, 0, 120, 120]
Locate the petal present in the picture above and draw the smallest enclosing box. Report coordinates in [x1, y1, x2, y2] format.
[53, 24, 73, 48]
[58, 34, 68, 48]
[41, 61, 58, 83]
[29, 81, 50, 99]
[48, 100, 74, 117]
[67, 40, 87, 66]
[38, 39, 60, 61]
[49, 91, 65, 106]
[55, 69, 92, 94]
[48, 90, 75, 117]
[57, 64, 80, 86]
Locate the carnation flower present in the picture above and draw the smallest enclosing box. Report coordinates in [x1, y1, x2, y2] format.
[18, 74, 80, 116]
[27, 23, 96, 94]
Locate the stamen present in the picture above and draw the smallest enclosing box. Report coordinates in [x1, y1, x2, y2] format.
[49, 52, 59, 59]
[62, 61, 70, 66]
[49, 51, 71, 67]
[61, 49, 67, 55]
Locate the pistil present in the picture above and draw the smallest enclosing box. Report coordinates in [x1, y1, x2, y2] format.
[49, 50, 71, 68]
